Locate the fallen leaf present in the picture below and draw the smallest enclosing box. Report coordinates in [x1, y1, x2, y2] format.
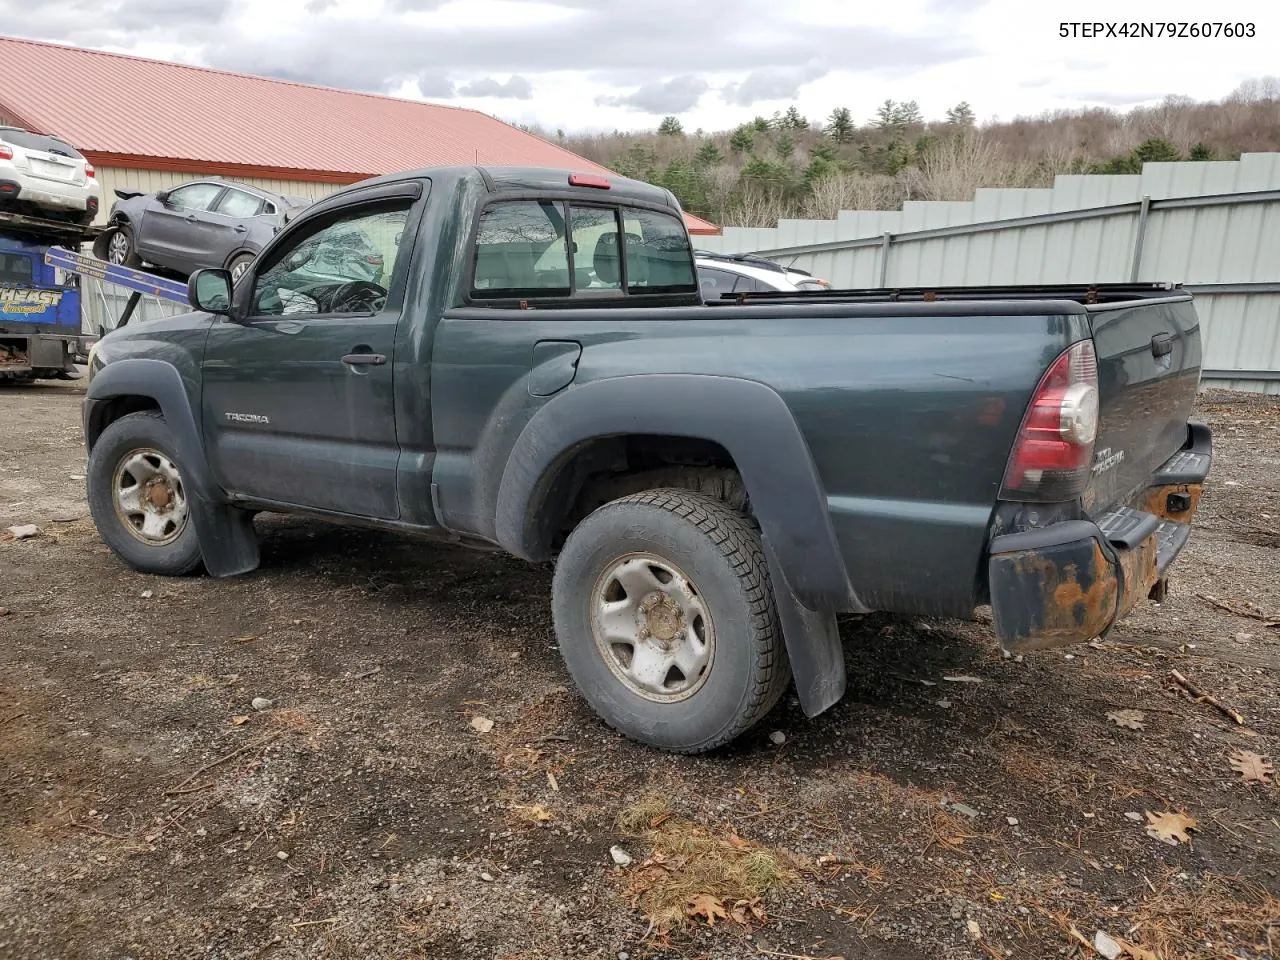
[1116, 938, 1160, 960]
[730, 898, 767, 926]
[230, 715, 250, 726]
[1228, 749, 1273, 784]
[684, 893, 727, 927]
[726, 832, 751, 850]
[1106, 709, 1146, 731]
[470, 715, 494, 734]
[547, 770, 559, 792]
[1144, 810, 1197, 845]
[516, 803, 554, 823]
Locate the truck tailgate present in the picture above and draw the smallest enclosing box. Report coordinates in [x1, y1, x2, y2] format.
[1082, 295, 1203, 515]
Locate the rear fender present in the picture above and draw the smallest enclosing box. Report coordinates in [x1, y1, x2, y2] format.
[494, 374, 859, 717]
[85, 358, 259, 577]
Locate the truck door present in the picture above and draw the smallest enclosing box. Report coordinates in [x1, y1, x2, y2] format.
[199, 185, 423, 518]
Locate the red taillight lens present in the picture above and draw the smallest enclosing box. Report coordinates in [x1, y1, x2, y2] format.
[0, 144, 12, 161]
[1000, 339, 1099, 501]
[85, 163, 95, 178]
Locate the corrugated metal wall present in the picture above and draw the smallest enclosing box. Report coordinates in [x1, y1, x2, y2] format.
[699, 153, 1280, 394]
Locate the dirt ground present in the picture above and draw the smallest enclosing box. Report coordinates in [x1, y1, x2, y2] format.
[1, 380, 1277, 960]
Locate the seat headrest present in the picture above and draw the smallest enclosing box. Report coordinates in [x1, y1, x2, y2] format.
[593, 232, 621, 286]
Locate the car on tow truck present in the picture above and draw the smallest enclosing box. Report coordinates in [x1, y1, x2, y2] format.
[102, 179, 311, 282]
[0, 126, 101, 226]
[82, 164, 1212, 753]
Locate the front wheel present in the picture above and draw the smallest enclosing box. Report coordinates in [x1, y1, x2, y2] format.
[551, 489, 790, 753]
[87, 411, 203, 576]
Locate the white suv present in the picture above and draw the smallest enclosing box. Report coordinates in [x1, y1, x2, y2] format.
[695, 250, 829, 302]
[0, 126, 102, 226]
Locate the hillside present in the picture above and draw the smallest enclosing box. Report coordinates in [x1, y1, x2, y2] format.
[526, 78, 1280, 228]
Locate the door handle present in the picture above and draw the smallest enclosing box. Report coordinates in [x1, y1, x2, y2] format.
[1151, 332, 1174, 358]
[342, 352, 386, 366]
[233, 224, 247, 233]
[185, 214, 198, 223]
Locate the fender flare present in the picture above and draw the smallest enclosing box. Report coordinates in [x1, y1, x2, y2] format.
[85, 359, 259, 577]
[494, 373, 858, 716]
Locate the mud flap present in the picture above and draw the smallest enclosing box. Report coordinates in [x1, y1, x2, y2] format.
[764, 539, 845, 717]
[192, 499, 260, 578]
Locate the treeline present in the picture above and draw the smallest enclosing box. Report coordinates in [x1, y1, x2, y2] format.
[523, 78, 1280, 227]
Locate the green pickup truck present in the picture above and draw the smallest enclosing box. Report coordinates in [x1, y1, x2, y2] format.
[82, 165, 1212, 752]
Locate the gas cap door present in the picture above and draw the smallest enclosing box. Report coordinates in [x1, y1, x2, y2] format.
[529, 340, 582, 397]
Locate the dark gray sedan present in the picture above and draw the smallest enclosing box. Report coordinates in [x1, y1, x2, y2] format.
[101, 179, 311, 281]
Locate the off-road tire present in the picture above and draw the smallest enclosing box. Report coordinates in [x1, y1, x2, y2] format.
[87, 411, 203, 576]
[551, 488, 790, 753]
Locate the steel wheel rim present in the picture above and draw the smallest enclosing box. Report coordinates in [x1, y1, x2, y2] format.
[107, 231, 129, 265]
[111, 447, 189, 546]
[231, 259, 250, 282]
[590, 553, 715, 703]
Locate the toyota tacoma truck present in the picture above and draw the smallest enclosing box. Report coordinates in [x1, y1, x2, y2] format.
[81, 165, 1212, 753]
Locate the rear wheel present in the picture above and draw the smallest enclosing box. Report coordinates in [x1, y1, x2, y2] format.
[87, 411, 203, 576]
[551, 489, 790, 753]
[227, 253, 255, 284]
[105, 224, 142, 268]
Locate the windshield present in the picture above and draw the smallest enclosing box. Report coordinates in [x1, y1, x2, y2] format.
[0, 128, 84, 159]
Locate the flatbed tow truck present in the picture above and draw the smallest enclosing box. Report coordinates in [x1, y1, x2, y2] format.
[0, 210, 186, 382]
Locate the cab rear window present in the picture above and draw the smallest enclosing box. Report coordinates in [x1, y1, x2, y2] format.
[471, 199, 694, 299]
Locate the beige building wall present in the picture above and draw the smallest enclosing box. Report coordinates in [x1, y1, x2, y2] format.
[92, 167, 343, 224]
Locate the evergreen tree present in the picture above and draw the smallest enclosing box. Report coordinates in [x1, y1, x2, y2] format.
[826, 106, 854, 143]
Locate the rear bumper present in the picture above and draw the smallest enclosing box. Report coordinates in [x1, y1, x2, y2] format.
[0, 172, 98, 212]
[989, 422, 1212, 653]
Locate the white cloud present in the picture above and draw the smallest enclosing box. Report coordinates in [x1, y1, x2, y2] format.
[0, 0, 1275, 131]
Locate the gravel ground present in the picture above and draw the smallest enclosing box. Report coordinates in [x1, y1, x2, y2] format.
[1, 380, 1277, 960]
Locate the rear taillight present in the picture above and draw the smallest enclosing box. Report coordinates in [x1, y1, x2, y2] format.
[1000, 339, 1099, 501]
[0, 144, 12, 161]
[85, 163, 95, 178]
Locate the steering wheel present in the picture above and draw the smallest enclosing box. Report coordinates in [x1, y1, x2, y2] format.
[328, 280, 388, 313]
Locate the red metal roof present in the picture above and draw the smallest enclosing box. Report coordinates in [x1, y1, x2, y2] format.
[0, 35, 719, 235]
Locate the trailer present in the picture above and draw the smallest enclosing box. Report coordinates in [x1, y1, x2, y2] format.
[0, 210, 188, 381]
[0, 210, 95, 380]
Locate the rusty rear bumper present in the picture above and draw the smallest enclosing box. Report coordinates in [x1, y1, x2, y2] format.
[988, 423, 1212, 654]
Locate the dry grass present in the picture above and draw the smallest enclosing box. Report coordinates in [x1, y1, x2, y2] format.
[1123, 872, 1280, 960]
[614, 795, 801, 933]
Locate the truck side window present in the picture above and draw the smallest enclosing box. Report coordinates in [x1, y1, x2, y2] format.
[250, 202, 411, 317]
[619, 209, 697, 294]
[471, 200, 570, 297]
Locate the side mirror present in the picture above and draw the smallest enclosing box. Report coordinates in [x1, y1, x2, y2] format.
[154, 189, 171, 204]
[188, 268, 234, 316]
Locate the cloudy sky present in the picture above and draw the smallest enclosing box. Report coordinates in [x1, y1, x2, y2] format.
[2, 0, 1276, 132]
